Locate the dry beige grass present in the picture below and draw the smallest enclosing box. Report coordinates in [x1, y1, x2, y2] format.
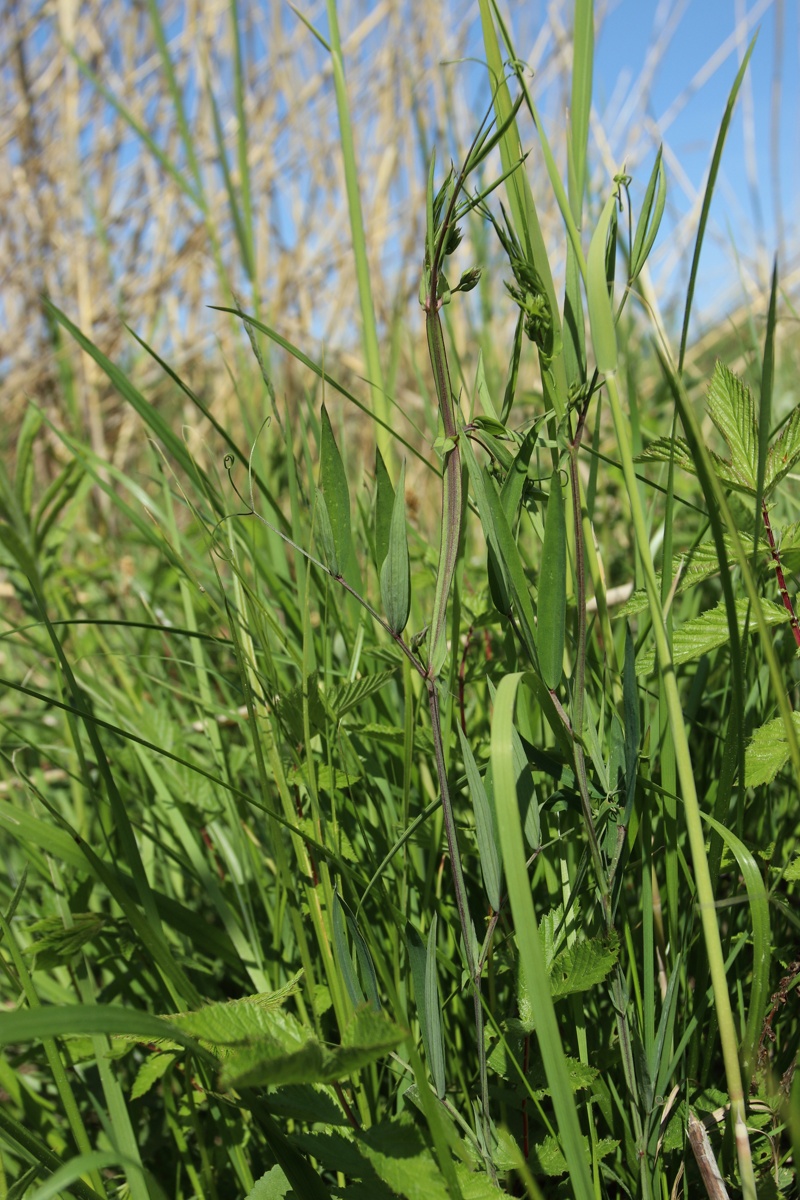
[1, 0, 796, 476]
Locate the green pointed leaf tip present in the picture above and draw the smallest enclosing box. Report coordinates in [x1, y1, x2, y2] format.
[636, 597, 790, 676]
[537, 471, 567, 689]
[630, 146, 667, 279]
[586, 189, 619, 374]
[380, 461, 411, 634]
[319, 404, 354, 578]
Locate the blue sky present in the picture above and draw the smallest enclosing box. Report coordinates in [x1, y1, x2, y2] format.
[590, 0, 798, 322]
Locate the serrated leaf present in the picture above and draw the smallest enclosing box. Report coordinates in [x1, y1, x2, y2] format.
[293, 1130, 370, 1179]
[537, 472, 567, 689]
[548, 931, 620, 999]
[380, 460, 411, 635]
[326, 669, 399, 720]
[636, 436, 697, 472]
[355, 1116, 450, 1200]
[765, 405, 800, 494]
[706, 361, 758, 492]
[745, 712, 800, 787]
[784, 856, 800, 882]
[219, 1006, 404, 1090]
[130, 1051, 176, 1100]
[528, 1134, 618, 1177]
[26, 912, 109, 967]
[636, 598, 790, 676]
[615, 537, 752, 618]
[245, 1166, 293, 1200]
[349, 722, 433, 756]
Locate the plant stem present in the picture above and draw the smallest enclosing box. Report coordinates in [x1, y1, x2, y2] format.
[762, 500, 800, 648]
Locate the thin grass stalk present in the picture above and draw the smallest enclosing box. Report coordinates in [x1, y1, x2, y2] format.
[603, 369, 757, 1200]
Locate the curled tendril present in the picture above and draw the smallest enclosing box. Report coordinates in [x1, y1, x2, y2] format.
[223, 454, 234, 471]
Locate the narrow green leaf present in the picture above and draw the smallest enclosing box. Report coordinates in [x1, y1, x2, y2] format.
[406, 923, 439, 1096]
[492, 673, 594, 1200]
[336, 892, 382, 1013]
[630, 146, 667, 279]
[457, 724, 501, 911]
[375, 447, 395, 569]
[320, 405, 355, 581]
[424, 915, 446, 1100]
[314, 488, 339, 577]
[380, 460, 411, 635]
[678, 36, 757, 369]
[537, 472, 567, 689]
[701, 815, 771, 1084]
[568, 0, 593, 214]
[586, 190, 619, 375]
[333, 891, 365, 1010]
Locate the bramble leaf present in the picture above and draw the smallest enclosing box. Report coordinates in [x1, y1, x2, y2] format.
[706, 361, 758, 492]
[636, 597, 790, 676]
[745, 712, 800, 787]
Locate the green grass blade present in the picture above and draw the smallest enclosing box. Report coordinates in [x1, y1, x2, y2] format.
[569, 0, 594, 215]
[678, 36, 757, 370]
[702, 815, 771, 1085]
[491, 672, 594, 1200]
[537, 471, 567, 690]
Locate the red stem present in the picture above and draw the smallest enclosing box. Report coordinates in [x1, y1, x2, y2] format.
[762, 502, 800, 648]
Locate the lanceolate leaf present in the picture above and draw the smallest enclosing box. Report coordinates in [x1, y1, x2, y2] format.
[374, 447, 395, 569]
[586, 189, 619, 376]
[630, 146, 667, 280]
[320, 404, 355, 581]
[457, 724, 501, 911]
[636, 597, 790, 676]
[380, 460, 411, 635]
[424, 915, 446, 1099]
[537, 471, 567, 689]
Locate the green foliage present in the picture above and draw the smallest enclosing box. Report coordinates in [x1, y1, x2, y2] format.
[1, 12, 798, 1200]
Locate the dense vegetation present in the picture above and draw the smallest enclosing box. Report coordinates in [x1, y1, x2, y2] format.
[1, 2, 799, 1198]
